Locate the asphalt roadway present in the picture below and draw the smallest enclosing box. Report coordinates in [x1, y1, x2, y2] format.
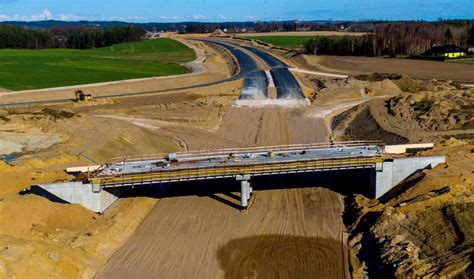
[0, 38, 305, 107]
[201, 39, 268, 100]
[240, 45, 305, 99]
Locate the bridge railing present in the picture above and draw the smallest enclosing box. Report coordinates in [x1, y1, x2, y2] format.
[92, 155, 382, 187]
[106, 141, 383, 165]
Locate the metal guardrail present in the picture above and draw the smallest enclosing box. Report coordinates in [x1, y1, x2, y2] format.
[107, 141, 383, 165]
[90, 155, 382, 187]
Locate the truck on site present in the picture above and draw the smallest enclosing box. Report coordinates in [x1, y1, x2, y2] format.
[75, 90, 92, 102]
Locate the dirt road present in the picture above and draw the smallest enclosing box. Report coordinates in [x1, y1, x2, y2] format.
[300, 55, 474, 82]
[98, 102, 346, 278]
[0, 40, 231, 106]
[99, 187, 347, 278]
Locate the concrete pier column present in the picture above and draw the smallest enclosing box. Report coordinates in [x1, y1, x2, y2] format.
[236, 174, 252, 208]
[241, 180, 249, 208]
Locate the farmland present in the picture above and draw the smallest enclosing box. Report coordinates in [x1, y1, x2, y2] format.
[0, 38, 196, 91]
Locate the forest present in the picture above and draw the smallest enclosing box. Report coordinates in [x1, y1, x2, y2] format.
[0, 25, 146, 49]
[304, 21, 474, 57]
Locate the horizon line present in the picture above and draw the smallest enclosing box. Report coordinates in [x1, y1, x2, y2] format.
[1, 18, 473, 24]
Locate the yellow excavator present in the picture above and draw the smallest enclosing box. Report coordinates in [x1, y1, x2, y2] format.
[74, 90, 92, 102]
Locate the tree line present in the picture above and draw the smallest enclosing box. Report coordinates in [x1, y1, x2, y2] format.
[305, 21, 474, 57]
[0, 25, 146, 49]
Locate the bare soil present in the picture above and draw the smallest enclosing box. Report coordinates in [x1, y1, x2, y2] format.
[346, 144, 474, 278]
[0, 68, 345, 278]
[327, 80, 474, 277]
[339, 106, 409, 144]
[293, 55, 474, 82]
[1, 36, 472, 279]
[99, 188, 347, 278]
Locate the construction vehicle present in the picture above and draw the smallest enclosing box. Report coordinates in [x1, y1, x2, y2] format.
[75, 90, 92, 102]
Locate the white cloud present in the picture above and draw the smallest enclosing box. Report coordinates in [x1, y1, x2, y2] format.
[218, 14, 231, 20]
[28, 9, 52, 21]
[59, 13, 84, 21]
[191, 14, 206, 20]
[0, 9, 53, 21]
[158, 15, 182, 21]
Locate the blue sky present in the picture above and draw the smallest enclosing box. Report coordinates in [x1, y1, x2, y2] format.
[0, 0, 473, 22]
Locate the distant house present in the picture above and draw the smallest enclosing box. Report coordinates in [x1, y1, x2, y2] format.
[423, 44, 467, 59]
[469, 47, 474, 53]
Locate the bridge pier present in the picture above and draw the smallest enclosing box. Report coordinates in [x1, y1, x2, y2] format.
[27, 143, 446, 213]
[237, 175, 252, 208]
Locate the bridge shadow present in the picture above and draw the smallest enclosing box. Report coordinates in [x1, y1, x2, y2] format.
[251, 169, 372, 196]
[107, 169, 373, 209]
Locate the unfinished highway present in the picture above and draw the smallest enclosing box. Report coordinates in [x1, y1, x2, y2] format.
[0, 38, 308, 107]
[201, 39, 269, 100]
[208, 39, 306, 100]
[240, 45, 306, 99]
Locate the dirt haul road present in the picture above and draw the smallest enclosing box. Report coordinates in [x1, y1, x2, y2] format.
[98, 105, 348, 278]
[298, 55, 474, 82]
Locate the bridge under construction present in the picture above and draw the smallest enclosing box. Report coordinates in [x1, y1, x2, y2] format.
[32, 142, 445, 213]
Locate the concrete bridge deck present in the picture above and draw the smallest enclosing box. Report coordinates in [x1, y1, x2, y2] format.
[31, 142, 445, 213]
[91, 142, 382, 187]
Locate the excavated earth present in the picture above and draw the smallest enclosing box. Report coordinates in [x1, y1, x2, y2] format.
[0, 38, 473, 278]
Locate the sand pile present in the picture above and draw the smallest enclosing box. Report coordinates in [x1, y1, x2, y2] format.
[385, 89, 473, 131]
[365, 79, 402, 96]
[0, 154, 158, 278]
[211, 29, 226, 37]
[443, 137, 470, 147]
[346, 144, 474, 278]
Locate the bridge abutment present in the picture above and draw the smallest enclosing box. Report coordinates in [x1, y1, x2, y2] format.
[28, 142, 445, 213]
[31, 182, 118, 213]
[371, 156, 446, 198]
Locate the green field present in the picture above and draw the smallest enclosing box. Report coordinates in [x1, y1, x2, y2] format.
[242, 36, 316, 49]
[0, 38, 196, 91]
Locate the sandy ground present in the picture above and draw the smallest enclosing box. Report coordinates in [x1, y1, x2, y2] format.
[1, 35, 470, 278]
[99, 188, 347, 279]
[0, 66, 349, 278]
[346, 142, 474, 278]
[0, 41, 414, 278]
[0, 155, 159, 278]
[97, 92, 346, 278]
[295, 55, 474, 82]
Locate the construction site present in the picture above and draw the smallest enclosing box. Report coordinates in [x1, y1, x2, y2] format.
[0, 30, 473, 279]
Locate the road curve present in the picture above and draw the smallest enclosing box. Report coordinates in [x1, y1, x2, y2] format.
[0, 39, 269, 107]
[0, 39, 306, 107]
[240, 45, 305, 100]
[201, 39, 268, 100]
